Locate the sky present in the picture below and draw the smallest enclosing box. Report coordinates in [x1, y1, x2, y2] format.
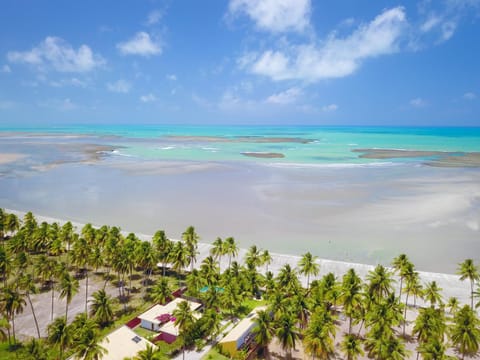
[0, 0, 480, 126]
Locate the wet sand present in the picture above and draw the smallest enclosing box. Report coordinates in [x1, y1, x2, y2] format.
[0, 152, 26, 164]
[242, 152, 285, 158]
[2, 158, 479, 274]
[354, 148, 480, 167]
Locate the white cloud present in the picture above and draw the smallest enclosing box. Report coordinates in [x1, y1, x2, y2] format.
[7, 36, 105, 72]
[441, 21, 457, 41]
[420, 15, 442, 32]
[146, 10, 162, 25]
[1, 65, 11, 73]
[107, 80, 131, 93]
[464, 92, 477, 100]
[410, 97, 427, 107]
[265, 87, 302, 104]
[322, 104, 338, 112]
[166, 74, 177, 81]
[229, 0, 311, 33]
[241, 7, 407, 82]
[140, 93, 157, 103]
[117, 32, 162, 56]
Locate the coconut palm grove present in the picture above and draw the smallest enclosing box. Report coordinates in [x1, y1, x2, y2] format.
[1, 209, 480, 359]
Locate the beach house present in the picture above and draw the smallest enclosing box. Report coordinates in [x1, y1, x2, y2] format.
[219, 306, 266, 357]
[138, 297, 202, 343]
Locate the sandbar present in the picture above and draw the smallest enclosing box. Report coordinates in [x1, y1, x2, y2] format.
[0, 153, 27, 164]
[353, 148, 480, 167]
[241, 152, 285, 158]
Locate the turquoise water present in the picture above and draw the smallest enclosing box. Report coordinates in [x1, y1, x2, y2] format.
[2, 125, 480, 165]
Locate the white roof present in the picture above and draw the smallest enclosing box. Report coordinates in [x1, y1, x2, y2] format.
[99, 326, 156, 360]
[139, 298, 202, 326]
[220, 306, 266, 344]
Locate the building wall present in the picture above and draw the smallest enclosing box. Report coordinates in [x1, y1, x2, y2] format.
[220, 340, 238, 357]
[140, 319, 159, 332]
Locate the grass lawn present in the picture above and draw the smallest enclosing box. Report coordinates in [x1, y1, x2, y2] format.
[202, 347, 230, 360]
[133, 326, 158, 341]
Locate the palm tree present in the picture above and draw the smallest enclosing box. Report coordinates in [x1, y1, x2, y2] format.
[223, 237, 238, 269]
[136, 241, 157, 287]
[277, 264, 300, 294]
[366, 265, 394, 303]
[18, 273, 41, 338]
[182, 226, 199, 272]
[58, 271, 80, 321]
[275, 312, 299, 359]
[173, 300, 195, 360]
[450, 305, 480, 360]
[298, 251, 320, 290]
[153, 230, 171, 277]
[89, 289, 114, 327]
[134, 344, 161, 360]
[151, 278, 172, 305]
[341, 334, 364, 360]
[457, 259, 480, 309]
[0, 246, 10, 288]
[4, 213, 19, 238]
[170, 241, 189, 276]
[340, 268, 363, 334]
[447, 296, 460, 315]
[418, 337, 451, 360]
[1, 285, 26, 346]
[23, 337, 49, 360]
[72, 236, 93, 315]
[261, 249, 272, 274]
[424, 281, 443, 308]
[201, 308, 222, 342]
[392, 254, 412, 300]
[210, 237, 224, 270]
[73, 319, 107, 360]
[245, 245, 262, 269]
[48, 317, 71, 360]
[303, 307, 337, 359]
[252, 309, 274, 358]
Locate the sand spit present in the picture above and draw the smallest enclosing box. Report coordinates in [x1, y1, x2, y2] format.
[6, 209, 472, 308]
[166, 135, 313, 144]
[242, 152, 285, 158]
[0, 153, 27, 165]
[354, 148, 480, 167]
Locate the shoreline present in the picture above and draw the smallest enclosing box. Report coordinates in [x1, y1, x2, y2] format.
[6, 208, 471, 307]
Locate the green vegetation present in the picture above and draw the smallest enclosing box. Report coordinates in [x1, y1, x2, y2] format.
[1, 208, 480, 360]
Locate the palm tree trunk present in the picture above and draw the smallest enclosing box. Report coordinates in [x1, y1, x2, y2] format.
[51, 278, 55, 321]
[403, 293, 409, 336]
[27, 293, 41, 338]
[357, 319, 365, 337]
[307, 273, 310, 290]
[398, 276, 403, 300]
[471, 279, 474, 309]
[11, 315, 15, 345]
[348, 316, 352, 334]
[85, 269, 89, 316]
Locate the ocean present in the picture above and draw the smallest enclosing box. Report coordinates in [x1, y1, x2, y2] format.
[3, 125, 480, 165]
[1, 125, 480, 273]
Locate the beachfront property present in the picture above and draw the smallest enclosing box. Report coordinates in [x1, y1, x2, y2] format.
[71, 326, 156, 360]
[219, 306, 266, 357]
[138, 297, 202, 343]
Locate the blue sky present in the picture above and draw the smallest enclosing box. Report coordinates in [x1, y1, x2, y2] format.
[0, 0, 479, 126]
